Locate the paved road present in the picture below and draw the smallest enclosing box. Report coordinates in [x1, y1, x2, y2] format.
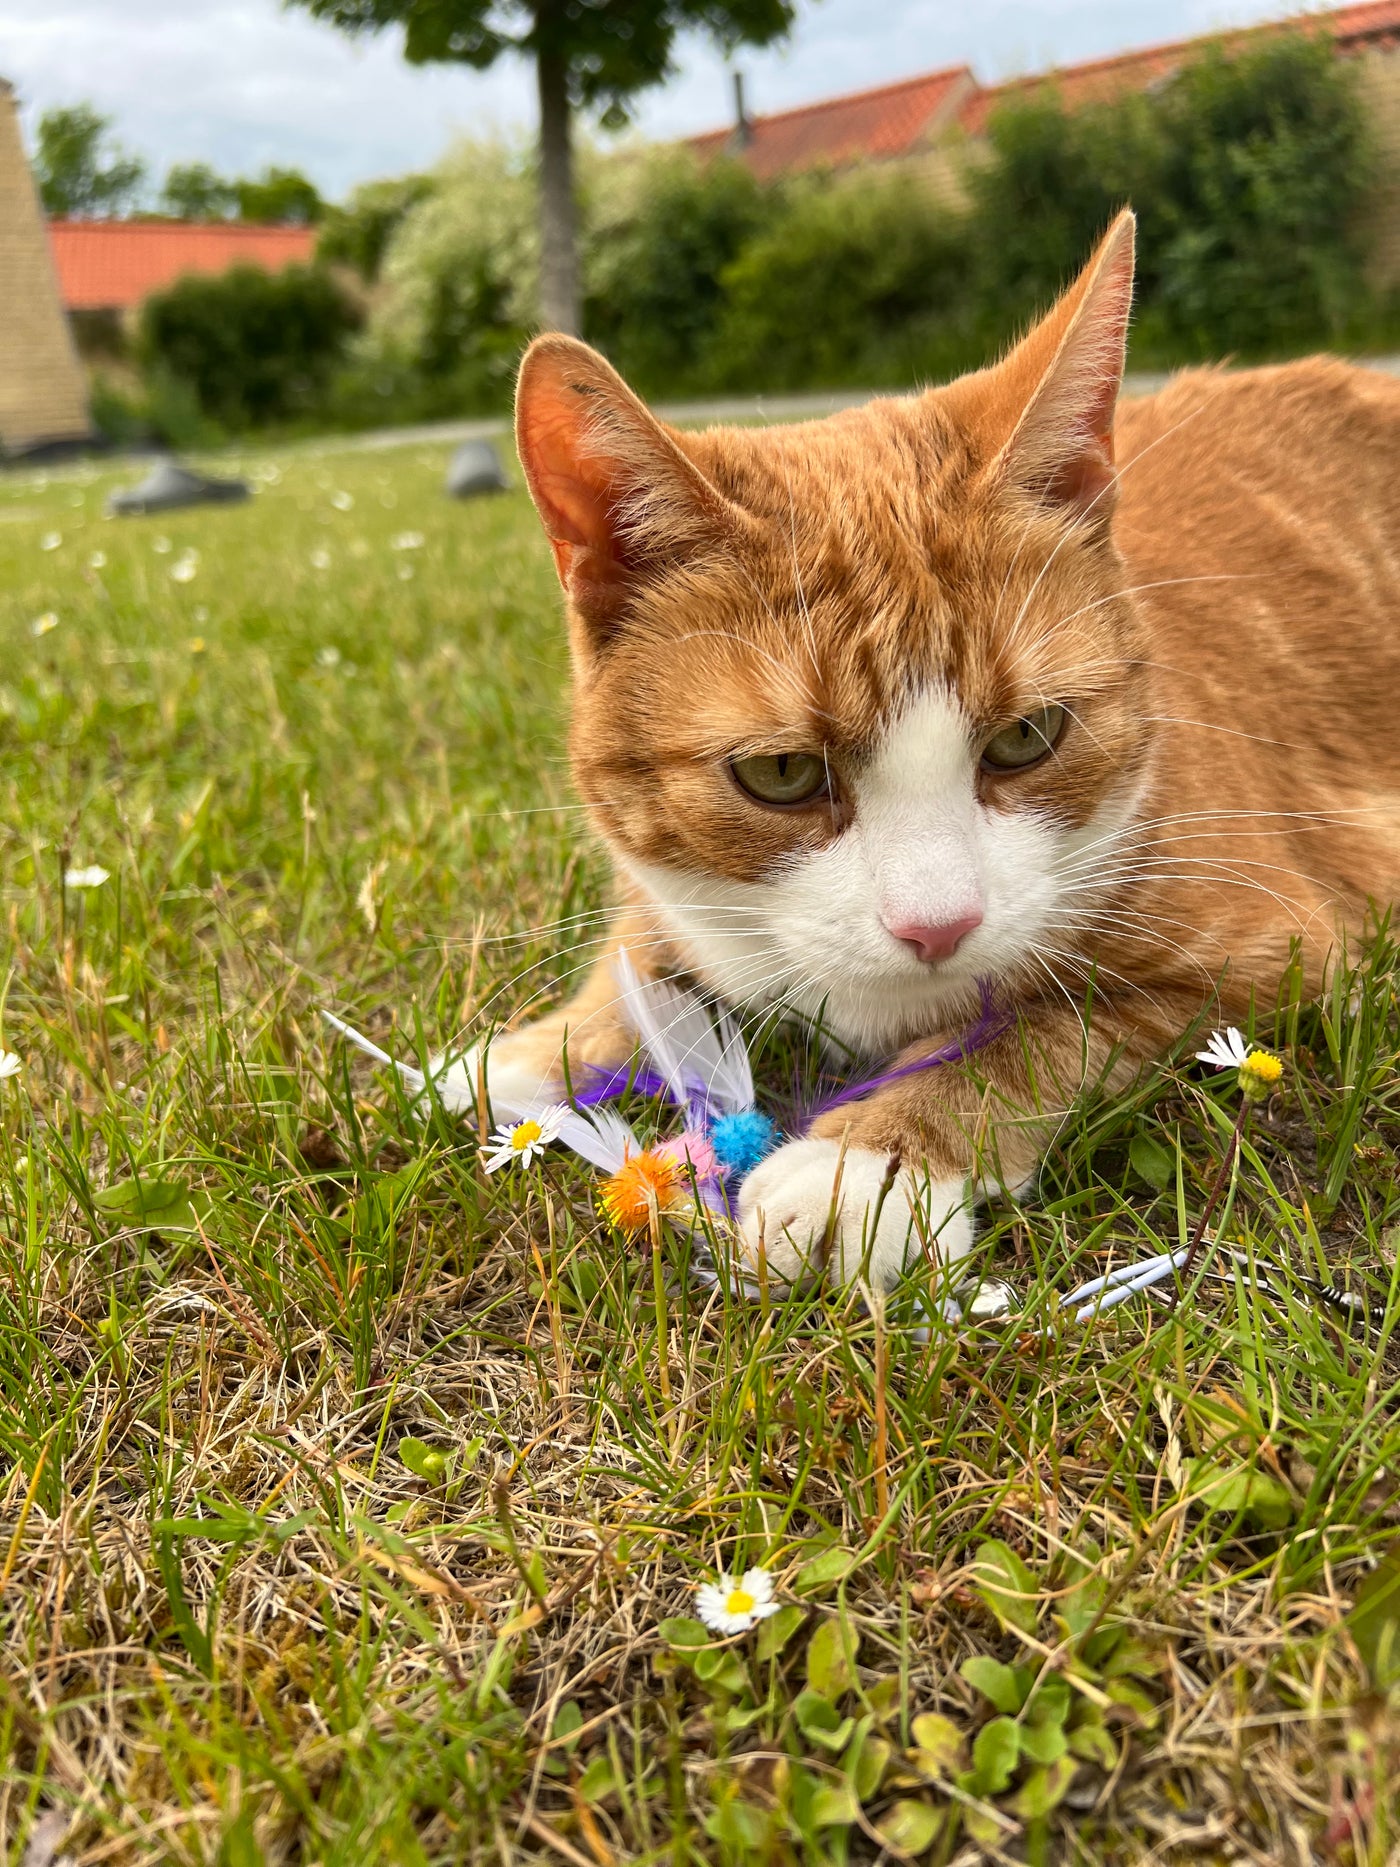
[14, 356, 1400, 476]
[293, 353, 1400, 456]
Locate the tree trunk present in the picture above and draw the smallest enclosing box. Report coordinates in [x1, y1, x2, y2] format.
[535, 43, 580, 335]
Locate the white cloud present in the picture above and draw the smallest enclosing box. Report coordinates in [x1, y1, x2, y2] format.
[5, 0, 1304, 201]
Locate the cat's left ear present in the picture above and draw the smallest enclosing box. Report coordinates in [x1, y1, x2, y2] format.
[515, 334, 749, 646]
[964, 208, 1136, 522]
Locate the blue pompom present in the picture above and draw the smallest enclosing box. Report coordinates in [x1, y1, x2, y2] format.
[710, 1109, 779, 1177]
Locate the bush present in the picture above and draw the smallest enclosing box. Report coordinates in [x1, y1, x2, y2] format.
[366, 138, 538, 415]
[1137, 35, 1374, 357]
[584, 146, 774, 393]
[706, 169, 977, 391]
[317, 174, 436, 282]
[138, 264, 362, 430]
[970, 31, 1376, 362]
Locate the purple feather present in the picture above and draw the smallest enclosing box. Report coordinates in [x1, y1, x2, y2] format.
[570, 1063, 673, 1107]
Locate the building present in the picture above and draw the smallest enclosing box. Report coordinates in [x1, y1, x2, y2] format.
[687, 65, 976, 183]
[47, 219, 318, 353]
[0, 79, 91, 456]
[691, 0, 1400, 284]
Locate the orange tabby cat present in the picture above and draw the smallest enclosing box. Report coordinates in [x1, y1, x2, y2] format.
[458, 208, 1400, 1289]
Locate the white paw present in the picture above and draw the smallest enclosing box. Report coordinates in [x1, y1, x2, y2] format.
[426, 1030, 563, 1119]
[735, 1136, 973, 1292]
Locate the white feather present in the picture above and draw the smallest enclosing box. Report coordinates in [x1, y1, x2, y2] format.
[613, 948, 750, 1119]
[553, 1104, 635, 1173]
[707, 1005, 756, 1114]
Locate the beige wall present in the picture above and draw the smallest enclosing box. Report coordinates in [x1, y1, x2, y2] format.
[0, 80, 91, 453]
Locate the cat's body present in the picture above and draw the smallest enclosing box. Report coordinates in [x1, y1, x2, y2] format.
[473, 213, 1400, 1288]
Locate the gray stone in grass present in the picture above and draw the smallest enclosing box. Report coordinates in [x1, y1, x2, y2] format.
[445, 440, 508, 499]
[108, 457, 250, 517]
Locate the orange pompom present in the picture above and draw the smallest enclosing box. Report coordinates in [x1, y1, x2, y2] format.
[599, 1149, 686, 1233]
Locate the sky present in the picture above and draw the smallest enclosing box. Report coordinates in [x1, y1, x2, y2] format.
[3, 0, 1332, 202]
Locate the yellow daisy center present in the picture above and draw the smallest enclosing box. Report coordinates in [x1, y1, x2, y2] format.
[511, 1120, 543, 1150]
[724, 1587, 756, 1616]
[1239, 1051, 1283, 1085]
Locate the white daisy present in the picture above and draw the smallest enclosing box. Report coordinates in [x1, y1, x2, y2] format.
[391, 530, 425, 551]
[316, 645, 342, 667]
[1195, 1027, 1249, 1071]
[64, 865, 110, 889]
[331, 490, 354, 511]
[39, 530, 61, 551]
[152, 535, 172, 555]
[31, 613, 58, 638]
[396, 563, 415, 581]
[0, 1052, 21, 1081]
[88, 550, 107, 570]
[483, 1104, 570, 1173]
[695, 1567, 780, 1635]
[310, 547, 331, 570]
[170, 550, 199, 583]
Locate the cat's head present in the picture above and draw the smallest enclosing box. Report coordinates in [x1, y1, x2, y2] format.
[515, 211, 1151, 1054]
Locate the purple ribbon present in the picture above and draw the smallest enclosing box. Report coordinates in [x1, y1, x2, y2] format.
[805, 980, 1014, 1119]
[569, 981, 1013, 1128]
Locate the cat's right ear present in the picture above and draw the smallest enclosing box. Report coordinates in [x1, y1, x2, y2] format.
[515, 335, 744, 646]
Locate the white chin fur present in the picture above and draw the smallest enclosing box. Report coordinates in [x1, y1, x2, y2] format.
[735, 1136, 972, 1292]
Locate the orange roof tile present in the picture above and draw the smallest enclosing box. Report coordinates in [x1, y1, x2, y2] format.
[46, 219, 317, 312]
[688, 65, 975, 181]
[958, 0, 1400, 134]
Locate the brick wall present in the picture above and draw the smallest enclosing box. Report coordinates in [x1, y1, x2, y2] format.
[0, 80, 91, 454]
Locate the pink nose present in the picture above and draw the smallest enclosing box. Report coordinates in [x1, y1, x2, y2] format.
[886, 913, 983, 963]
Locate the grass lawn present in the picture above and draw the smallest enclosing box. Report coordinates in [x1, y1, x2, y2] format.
[2, 434, 1399, 1866]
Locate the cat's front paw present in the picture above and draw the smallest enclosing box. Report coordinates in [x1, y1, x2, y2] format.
[427, 1027, 566, 1118]
[734, 1136, 972, 1292]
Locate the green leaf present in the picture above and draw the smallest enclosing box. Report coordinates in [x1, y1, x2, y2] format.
[969, 1716, 1020, 1796]
[1009, 1755, 1077, 1819]
[958, 1654, 1026, 1714]
[808, 1781, 860, 1829]
[793, 1545, 853, 1596]
[704, 1799, 769, 1849]
[93, 1174, 213, 1233]
[1348, 1543, 1400, 1689]
[1129, 1133, 1175, 1190]
[908, 1712, 965, 1775]
[1183, 1458, 1294, 1531]
[970, 1539, 1041, 1635]
[1026, 1675, 1071, 1728]
[576, 1755, 616, 1804]
[1018, 1718, 1068, 1765]
[1068, 1719, 1118, 1769]
[396, 1437, 448, 1484]
[755, 1602, 805, 1662]
[658, 1616, 711, 1650]
[847, 1731, 892, 1801]
[1105, 1678, 1160, 1726]
[806, 1614, 857, 1700]
[693, 1647, 748, 1694]
[793, 1690, 854, 1750]
[551, 1700, 584, 1750]
[1057, 1571, 1107, 1642]
[875, 1798, 943, 1856]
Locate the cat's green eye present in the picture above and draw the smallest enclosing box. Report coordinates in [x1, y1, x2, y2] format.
[730, 751, 829, 807]
[981, 705, 1067, 772]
